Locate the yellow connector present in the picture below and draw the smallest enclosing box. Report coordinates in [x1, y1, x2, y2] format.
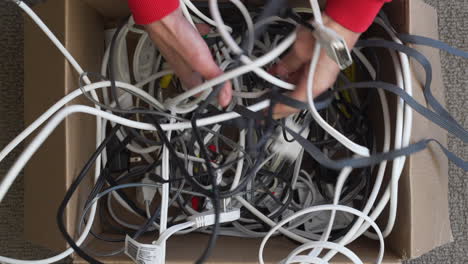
[160, 74, 173, 89]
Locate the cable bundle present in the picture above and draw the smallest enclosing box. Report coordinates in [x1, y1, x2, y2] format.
[0, 0, 467, 264]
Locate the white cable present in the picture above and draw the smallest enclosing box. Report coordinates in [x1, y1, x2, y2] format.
[159, 119, 172, 262]
[0, 79, 168, 165]
[285, 241, 363, 264]
[6, 3, 415, 264]
[306, 42, 370, 157]
[207, 0, 295, 90]
[307, 167, 353, 259]
[339, 24, 413, 243]
[319, 50, 392, 261]
[364, 18, 413, 239]
[164, 32, 295, 110]
[304, 0, 370, 157]
[182, 0, 233, 32]
[258, 205, 384, 264]
[235, 196, 310, 244]
[179, 0, 196, 28]
[155, 221, 195, 246]
[0, 6, 103, 264]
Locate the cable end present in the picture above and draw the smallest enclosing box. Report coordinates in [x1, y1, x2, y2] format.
[313, 24, 353, 70]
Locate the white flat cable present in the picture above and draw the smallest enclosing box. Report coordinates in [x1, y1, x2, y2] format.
[159, 125, 171, 262]
[365, 18, 413, 239]
[306, 42, 370, 157]
[340, 27, 413, 243]
[318, 50, 393, 262]
[307, 167, 353, 259]
[301, 0, 369, 157]
[285, 242, 363, 264]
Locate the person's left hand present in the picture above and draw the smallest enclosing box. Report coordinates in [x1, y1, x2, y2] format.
[269, 14, 361, 119]
[145, 8, 233, 107]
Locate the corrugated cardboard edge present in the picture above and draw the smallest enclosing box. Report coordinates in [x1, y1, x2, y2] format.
[385, 0, 453, 260]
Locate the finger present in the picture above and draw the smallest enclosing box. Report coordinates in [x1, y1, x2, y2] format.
[151, 35, 203, 88]
[273, 51, 341, 119]
[218, 81, 233, 108]
[175, 19, 233, 106]
[148, 9, 232, 106]
[270, 26, 316, 78]
[195, 23, 211, 36]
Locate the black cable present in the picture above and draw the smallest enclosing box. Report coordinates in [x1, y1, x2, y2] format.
[108, 17, 130, 110]
[56, 125, 122, 264]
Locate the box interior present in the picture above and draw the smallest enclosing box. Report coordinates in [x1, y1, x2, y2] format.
[22, 0, 451, 263]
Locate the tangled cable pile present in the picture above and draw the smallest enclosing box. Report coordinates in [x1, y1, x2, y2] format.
[0, 0, 467, 264]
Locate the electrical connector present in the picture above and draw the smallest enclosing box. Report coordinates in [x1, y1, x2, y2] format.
[312, 22, 353, 70]
[270, 118, 310, 161]
[189, 208, 241, 228]
[138, 177, 158, 205]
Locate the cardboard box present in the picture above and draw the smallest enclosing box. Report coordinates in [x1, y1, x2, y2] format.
[23, 0, 452, 262]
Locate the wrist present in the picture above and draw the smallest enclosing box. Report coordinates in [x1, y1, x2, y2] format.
[129, 0, 179, 25]
[323, 14, 361, 49]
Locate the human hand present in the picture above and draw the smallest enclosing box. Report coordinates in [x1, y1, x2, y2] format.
[270, 14, 361, 118]
[145, 8, 232, 107]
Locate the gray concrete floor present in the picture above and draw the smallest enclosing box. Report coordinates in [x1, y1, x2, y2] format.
[0, 0, 466, 263]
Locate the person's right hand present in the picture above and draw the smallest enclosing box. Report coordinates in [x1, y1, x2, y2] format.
[145, 8, 232, 107]
[270, 14, 361, 119]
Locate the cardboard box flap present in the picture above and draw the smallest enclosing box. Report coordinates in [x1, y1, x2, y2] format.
[406, 0, 452, 257]
[385, 0, 452, 259]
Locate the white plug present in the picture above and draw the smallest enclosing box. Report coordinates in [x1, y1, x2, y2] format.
[270, 118, 309, 161]
[138, 176, 158, 205]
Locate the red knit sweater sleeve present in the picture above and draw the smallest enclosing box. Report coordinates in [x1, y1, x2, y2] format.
[128, 0, 391, 30]
[325, 0, 392, 33]
[128, 0, 179, 25]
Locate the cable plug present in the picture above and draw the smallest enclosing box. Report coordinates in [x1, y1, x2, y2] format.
[138, 176, 158, 205]
[269, 118, 309, 161]
[312, 22, 353, 70]
[189, 208, 240, 228]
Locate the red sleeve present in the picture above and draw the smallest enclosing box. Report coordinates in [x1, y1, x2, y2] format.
[325, 0, 392, 33]
[128, 0, 179, 25]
